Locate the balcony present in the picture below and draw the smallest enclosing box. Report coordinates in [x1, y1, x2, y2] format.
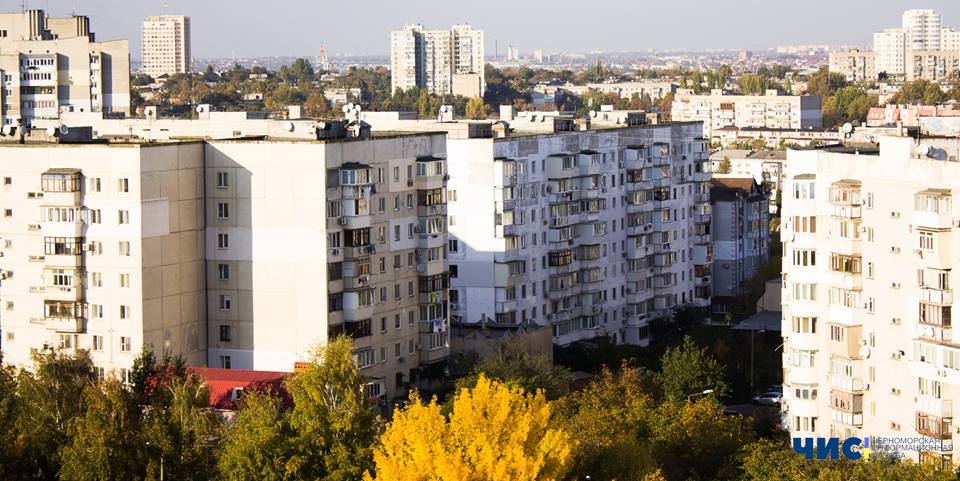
[918, 396, 953, 418]
[344, 244, 375, 259]
[916, 413, 953, 440]
[417, 203, 447, 218]
[42, 285, 83, 302]
[830, 389, 863, 414]
[921, 287, 954, 306]
[342, 275, 371, 291]
[419, 335, 450, 364]
[917, 323, 952, 343]
[914, 190, 952, 229]
[46, 315, 84, 333]
[829, 374, 865, 393]
[40, 169, 82, 205]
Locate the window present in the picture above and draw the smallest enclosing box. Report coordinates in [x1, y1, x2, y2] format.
[90, 272, 102, 287]
[89, 304, 102, 319]
[355, 350, 375, 368]
[790, 349, 817, 368]
[119, 273, 130, 288]
[120, 305, 131, 320]
[395, 314, 401, 329]
[219, 295, 232, 311]
[218, 202, 229, 219]
[792, 249, 816, 266]
[59, 334, 76, 350]
[792, 283, 817, 301]
[792, 316, 817, 334]
[118, 241, 131, 256]
[216, 171, 229, 188]
[218, 233, 229, 249]
[793, 181, 815, 199]
[791, 216, 817, 233]
[920, 231, 935, 250]
[219, 325, 231, 342]
[3, 208, 10, 217]
[44, 237, 83, 256]
[89, 209, 101, 224]
[449, 239, 459, 252]
[118, 210, 130, 224]
[117, 178, 129, 193]
[218, 263, 230, 280]
[830, 324, 845, 342]
[92, 335, 104, 351]
[120, 336, 132, 352]
[395, 342, 402, 358]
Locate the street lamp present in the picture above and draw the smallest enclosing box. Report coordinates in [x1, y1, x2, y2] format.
[145, 441, 163, 481]
[750, 328, 766, 395]
[687, 389, 715, 402]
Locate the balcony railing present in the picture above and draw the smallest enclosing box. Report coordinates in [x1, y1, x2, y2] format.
[921, 287, 954, 306]
[916, 413, 953, 440]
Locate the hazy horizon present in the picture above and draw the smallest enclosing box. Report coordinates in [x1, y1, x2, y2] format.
[16, 0, 960, 59]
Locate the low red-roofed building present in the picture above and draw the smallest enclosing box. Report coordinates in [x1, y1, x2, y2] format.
[187, 367, 292, 419]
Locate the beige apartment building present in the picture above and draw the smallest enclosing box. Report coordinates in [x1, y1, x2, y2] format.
[0, 9, 130, 126]
[782, 136, 960, 466]
[0, 120, 450, 401]
[389, 23, 484, 97]
[141, 15, 191, 78]
[670, 89, 822, 142]
[828, 50, 877, 83]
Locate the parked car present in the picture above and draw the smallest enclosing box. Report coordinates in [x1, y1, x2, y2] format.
[752, 391, 783, 406]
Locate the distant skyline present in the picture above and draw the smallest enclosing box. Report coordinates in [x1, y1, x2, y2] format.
[14, 0, 960, 59]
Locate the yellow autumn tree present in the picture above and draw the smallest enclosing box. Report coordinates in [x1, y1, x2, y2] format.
[365, 375, 573, 481]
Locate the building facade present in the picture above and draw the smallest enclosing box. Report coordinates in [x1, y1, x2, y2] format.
[828, 50, 877, 82]
[670, 90, 822, 141]
[389, 23, 484, 97]
[709, 178, 770, 306]
[781, 136, 960, 466]
[141, 15, 191, 78]
[0, 122, 451, 402]
[0, 9, 130, 127]
[446, 122, 713, 346]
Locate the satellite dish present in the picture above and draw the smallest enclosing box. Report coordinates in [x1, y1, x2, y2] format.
[59, 125, 69, 135]
[858, 346, 871, 359]
[46, 127, 56, 136]
[196, 105, 205, 113]
[842, 122, 853, 134]
[918, 144, 931, 157]
[285, 121, 295, 132]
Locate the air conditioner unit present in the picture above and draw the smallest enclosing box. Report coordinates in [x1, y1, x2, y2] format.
[337, 217, 347, 225]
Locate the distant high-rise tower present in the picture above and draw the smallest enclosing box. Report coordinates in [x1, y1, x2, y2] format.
[141, 15, 191, 78]
[317, 43, 329, 71]
[390, 23, 485, 98]
[902, 9, 942, 52]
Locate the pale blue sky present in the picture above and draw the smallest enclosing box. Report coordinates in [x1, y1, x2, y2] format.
[16, 0, 960, 58]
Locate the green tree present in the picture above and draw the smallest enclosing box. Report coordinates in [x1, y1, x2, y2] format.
[141, 374, 222, 481]
[716, 156, 732, 174]
[131, 73, 155, 86]
[417, 89, 432, 118]
[0, 363, 20, 480]
[659, 335, 729, 402]
[60, 379, 146, 481]
[456, 337, 573, 400]
[804, 68, 849, 98]
[556, 366, 659, 481]
[14, 348, 98, 480]
[218, 390, 296, 481]
[285, 336, 375, 481]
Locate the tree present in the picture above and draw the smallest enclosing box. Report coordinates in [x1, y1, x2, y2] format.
[556, 366, 659, 481]
[465, 96, 489, 119]
[716, 156, 732, 174]
[60, 379, 146, 481]
[457, 337, 573, 400]
[0, 363, 20, 480]
[366, 375, 573, 481]
[218, 391, 296, 481]
[14, 348, 98, 480]
[131, 73, 155, 86]
[658, 335, 729, 402]
[284, 336, 375, 481]
[141, 374, 222, 481]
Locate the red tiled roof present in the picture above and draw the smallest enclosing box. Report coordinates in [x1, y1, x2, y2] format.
[187, 367, 292, 411]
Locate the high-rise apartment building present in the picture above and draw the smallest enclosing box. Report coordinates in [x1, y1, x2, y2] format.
[903, 9, 943, 52]
[709, 178, 770, 307]
[0, 9, 130, 127]
[445, 121, 713, 346]
[781, 135, 960, 466]
[390, 24, 485, 98]
[0, 119, 450, 401]
[141, 15, 191, 78]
